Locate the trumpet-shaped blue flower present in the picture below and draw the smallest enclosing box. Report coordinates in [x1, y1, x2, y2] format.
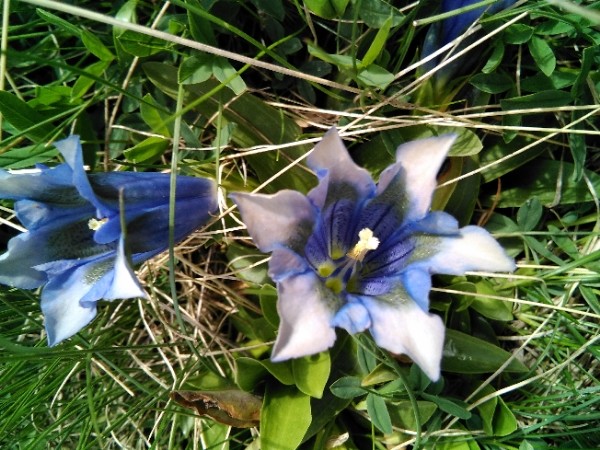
[231, 128, 514, 380]
[421, 0, 517, 83]
[0, 136, 217, 346]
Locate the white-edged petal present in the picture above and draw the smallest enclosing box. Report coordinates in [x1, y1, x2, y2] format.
[418, 225, 516, 275]
[378, 135, 456, 222]
[40, 266, 100, 346]
[54, 135, 109, 216]
[362, 296, 445, 381]
[104, 237, 147, 300]
[230, 190, 316, 253]
[271, 272, 337, 362]
[307, 127, 375, 208]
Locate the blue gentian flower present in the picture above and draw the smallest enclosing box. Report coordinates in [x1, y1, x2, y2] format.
[0, 136, 217, 346]
[421, 0, 517, 83]
[438, 0, 517, 49]
[231, 128, 514, 380]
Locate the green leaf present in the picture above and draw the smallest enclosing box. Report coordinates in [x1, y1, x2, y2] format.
[117, 30, 172, 57]
[517, 197, 543, 231]
[503, 24, 533, 44]
[359, 0, 404, 28]
[260, 360, 296, 385]
[178, 54, 213, 85]
[446, 127, 483, 156]
[261, 384, 312, 450]
[307, 43, 357, 69]
[236, 358, 269, 391]
[479, 135, 545, 182]
[123, 137, 169, 164]
[303, 0, 350, 19]
[81, 29, 115, 61]
[474, 385, 517, 436]
[389, 401, 437, 431]
[140, 93, 172, 137]
[528, 36, 556, 77]
[361, 16, 393, 67]
[212, 57, 247, 95]
[257, 285, 279, 328]
[442, 329, 528, 374]
[495, 160, 600, 207]
[186, 0, 217, 45]
[521, 71, 577, 92]
[329, 376, 365, 399]
[421, 393, 471, 420]
[0, 144, 58, 169]
[236, 357, 295, 391]
[535, 19, 574, 36]
[357, 64, 394, 89]
[470, 72, 514, 94]
[71, 60, 112, 101]
[436, 157, 480, 226]
[500, 90, 572, 110]
[361, 364, 397, 387]
[366, 393, 392, 434]
[113, 0, 137, 37]
[226, 242, 269, 285]
[0, 92, 56, 141]
[292, 352, 331, 399]
[29, 86, 72, 107]
[482, 42, 504, 74]
[470, 280, 514, 322]
[36, 9, 81, 36]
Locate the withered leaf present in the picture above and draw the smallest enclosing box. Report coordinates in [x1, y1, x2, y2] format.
[170, 389, 262, 428]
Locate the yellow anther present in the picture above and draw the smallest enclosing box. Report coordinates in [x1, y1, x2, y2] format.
[347, 228, 380, 262]
[88, 217, 108, 231]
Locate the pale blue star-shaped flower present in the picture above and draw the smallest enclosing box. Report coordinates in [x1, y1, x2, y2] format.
[231, 128, 514, 380]
[0, 136, 217, 346]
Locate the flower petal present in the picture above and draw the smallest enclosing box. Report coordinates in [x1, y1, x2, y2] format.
[410, 225, 516, 275]
[15, 198, 94, 230]
[40, 260, 108, 346]
[0, 164, 73, 201]
[0, 164, 90, 229]
[104, 236, 147, 300]
[0, 232, 48, 289]
[268, 247, 309, 282]
[230, 190, 316, 253]
[331, 295, 372, 334]
[307, 127, 375, 209]
[402, 268, 432, 312]
[0, 218, 112, 289]
[42, 289, 98, 347]
[271, 272, 339, 362]
[54, 135, 110, 216]
[40, 237, 145, 345]
[377, 135, 456, 223]
[361, 295, 445, 381]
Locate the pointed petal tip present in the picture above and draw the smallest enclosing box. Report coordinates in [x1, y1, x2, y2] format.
[43, 298, 97, 347]
[362, 297, 445, 382]
[270, 273, 338, 362]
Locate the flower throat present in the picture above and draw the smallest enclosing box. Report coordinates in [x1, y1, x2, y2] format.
[320, 228, 380, 294]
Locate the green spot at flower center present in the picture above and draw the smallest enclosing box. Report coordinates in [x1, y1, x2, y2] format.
[317, 228, 380, 295]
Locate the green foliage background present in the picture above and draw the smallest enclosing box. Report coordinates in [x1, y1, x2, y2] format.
[1, 0, 599, 449]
